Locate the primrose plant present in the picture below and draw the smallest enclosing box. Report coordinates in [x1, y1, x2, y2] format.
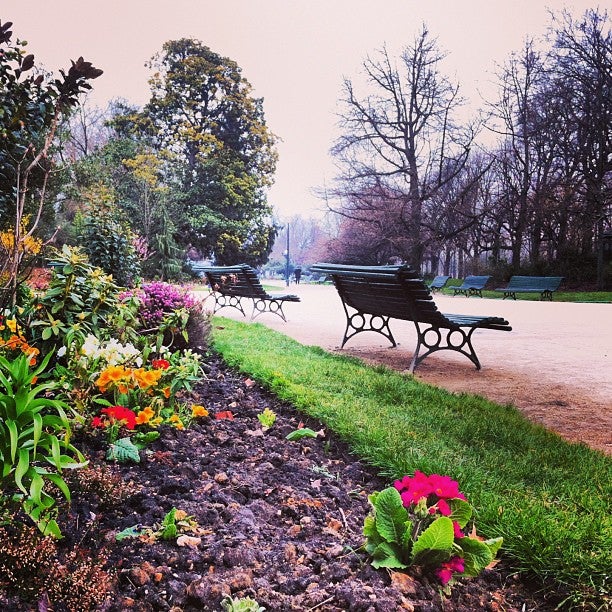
[363, 471, 502, 588]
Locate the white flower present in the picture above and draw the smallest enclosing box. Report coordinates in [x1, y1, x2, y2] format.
[57, 345, 67, 357]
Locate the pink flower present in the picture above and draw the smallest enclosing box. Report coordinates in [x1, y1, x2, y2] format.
[435, 556, 465, 585]
[436, 499, 452, 516]
[394, 470, 433, 506]
[428, 474, 467, 501]
[453, 521, 465, 539]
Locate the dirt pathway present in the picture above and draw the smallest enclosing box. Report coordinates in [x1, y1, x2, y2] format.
[198, 283, 612, 455]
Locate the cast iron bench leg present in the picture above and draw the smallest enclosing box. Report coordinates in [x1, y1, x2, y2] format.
[339, 304, 396, 348]
[214, 294, 246, 317]
[409, 323, 482, 373]
[251, 298, 288, 322]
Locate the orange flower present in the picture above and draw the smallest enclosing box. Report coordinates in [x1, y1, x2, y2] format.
[162, 386, 171, 399]
[135, 406, 155, 425]
[191, 404, 209, 418]
[96, 365, 130, 391]
[133, 368, 162, 389]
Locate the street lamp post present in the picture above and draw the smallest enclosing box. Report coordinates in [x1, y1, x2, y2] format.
[284, 224, 290, 287]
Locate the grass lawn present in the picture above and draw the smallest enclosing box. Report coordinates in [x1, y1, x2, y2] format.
[212, 317, 611, 609]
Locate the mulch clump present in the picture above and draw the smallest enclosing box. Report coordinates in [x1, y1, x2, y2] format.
[1, 353, 557, 611]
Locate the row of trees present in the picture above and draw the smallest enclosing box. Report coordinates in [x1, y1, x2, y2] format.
[325, 9, 611, 286]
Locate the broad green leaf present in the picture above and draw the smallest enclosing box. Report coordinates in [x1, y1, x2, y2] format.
[456, 536, 494, 576]
[106, 437, 141, 463]
[46, 473, 71, 501]
[411, 516, 454, 566]
[29, 471, 44, 506]
[484, 537, 503, 559]
[449, 498, 472, 528]
[42, 327, 53, 340]
[373, 487, 409, 544]
[116, 525, 145, 541]
[371, 541, 409, 569]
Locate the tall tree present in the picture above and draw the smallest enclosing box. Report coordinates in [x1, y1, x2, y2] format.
[331, 26, 477, 269]
[139, 39, 279, 265]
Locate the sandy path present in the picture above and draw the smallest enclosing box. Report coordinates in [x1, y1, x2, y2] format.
[197, 283, 612, 455]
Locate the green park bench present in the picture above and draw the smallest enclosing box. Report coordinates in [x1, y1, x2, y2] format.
[428, 275, 451, 293]
[494, 276, 564, 301]
[452, 275, 491, 298]
[196, 264, 300, 322]
[311, 263, 512, 372]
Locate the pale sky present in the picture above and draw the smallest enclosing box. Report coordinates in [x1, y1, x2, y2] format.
[2, 1, 603, 220]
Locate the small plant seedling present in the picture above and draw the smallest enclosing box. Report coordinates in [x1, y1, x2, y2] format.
[221, 595, 266, 611]
[257, 407, 276, 428]
[286, 427, 319, 441]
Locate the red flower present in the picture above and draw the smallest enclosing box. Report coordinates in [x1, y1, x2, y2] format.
[101, 405, 137, 430]
[91, 416, 104, 428]
[152, 358, 170, 370]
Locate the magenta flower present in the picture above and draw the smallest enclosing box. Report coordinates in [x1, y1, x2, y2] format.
[453, 521, 465, 539]
[436, 499, 452, 516]
[435, 556, 465, 585]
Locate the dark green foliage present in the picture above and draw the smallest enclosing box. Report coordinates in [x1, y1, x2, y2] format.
[79, 209, 140, 286]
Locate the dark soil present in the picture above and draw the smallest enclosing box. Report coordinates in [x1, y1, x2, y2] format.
[1, 353, 559, 611]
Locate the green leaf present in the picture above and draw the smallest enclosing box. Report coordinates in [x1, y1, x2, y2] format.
[285, 428, 318, 441]
[411, 516, 454, 566]
[370, 541, 409, 569]
[14, 448, 31, 494]
[132, 431, 160, 449]
[449, 498, 472, 528]
[484, 536, 503, 559]
[372, 487, 409, 544]
[106, 437, 141, 463]
[42, 327, 53, 340]
[456, 536, 494, 576]
[116, 525, 145, 541]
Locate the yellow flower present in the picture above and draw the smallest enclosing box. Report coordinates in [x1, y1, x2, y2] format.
[6, 319, 17, 333]
[169, 414, 181, 423]
[191, 404, 209, 418]
[150, 417, 163, 427]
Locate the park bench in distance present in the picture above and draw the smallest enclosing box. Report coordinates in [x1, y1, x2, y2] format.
[311, 263, 511, 372]
[494, 276, 564, 301]
[195, 264, 300, 322]
[428, 275, 451, 293]
[452, 275, 491, 298]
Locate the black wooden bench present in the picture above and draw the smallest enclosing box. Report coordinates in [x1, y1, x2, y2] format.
[452, 275, 490, 298]
[428, 275, 451, 293]
[494, 276, 563, 301]
[196, 264, 300, 322]
[311, 263, 511, 372]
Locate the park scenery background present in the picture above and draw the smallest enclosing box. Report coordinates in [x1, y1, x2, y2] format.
[0, 4, 611, 611]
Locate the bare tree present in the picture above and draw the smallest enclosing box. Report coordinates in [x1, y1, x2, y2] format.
[330, 26, 478, 269]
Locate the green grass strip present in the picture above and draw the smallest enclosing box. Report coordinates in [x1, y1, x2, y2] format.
[212, 317, 611, 608]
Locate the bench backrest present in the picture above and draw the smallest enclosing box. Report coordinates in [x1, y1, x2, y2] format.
[429, 275, 450, 288]
[310, 263, 449, 327]
[460, 275, 490, 289]
[200, 264, 268, 298]
[506, 276, 563, 291]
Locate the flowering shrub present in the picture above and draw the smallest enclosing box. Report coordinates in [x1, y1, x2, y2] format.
[0, 314, 40, 365]
[363, 471, 502, 588]
[124, 281, 196, 328]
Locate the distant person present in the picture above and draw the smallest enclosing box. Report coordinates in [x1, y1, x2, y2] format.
[294, 267, 302, 284]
